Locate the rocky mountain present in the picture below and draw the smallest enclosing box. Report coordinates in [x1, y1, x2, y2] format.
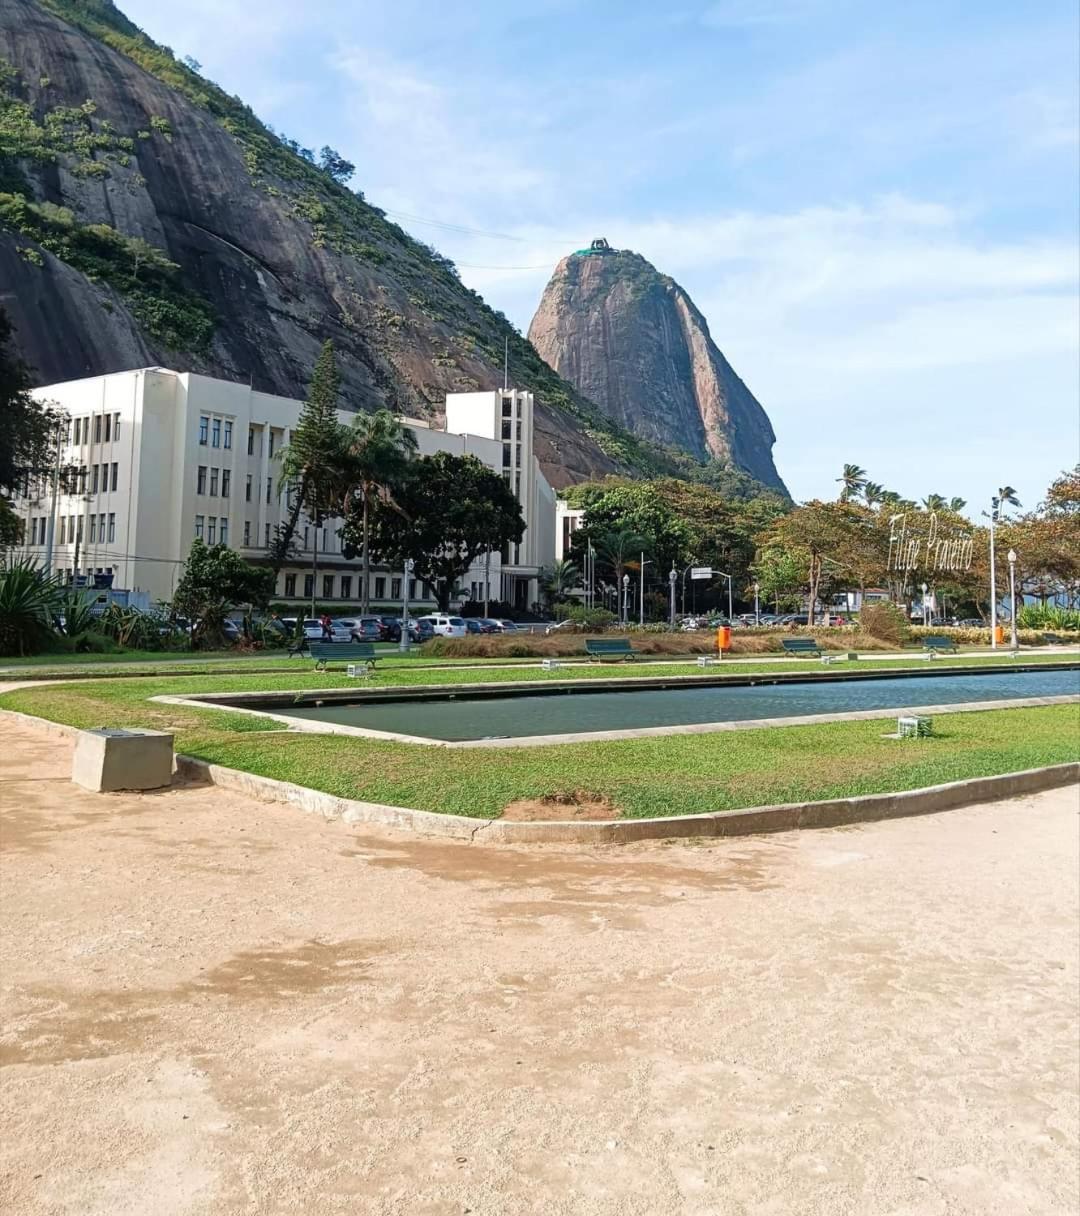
[528, 245, 787, 493]
[0, 0, 679, 489]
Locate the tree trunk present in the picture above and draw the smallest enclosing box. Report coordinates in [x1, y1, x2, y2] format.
[271, 474, 308, 578]
[310, 517, 319, 618]
[361, 493, 370, 613]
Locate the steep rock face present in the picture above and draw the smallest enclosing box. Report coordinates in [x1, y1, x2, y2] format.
[0, 0, 651, 489]
[528, 249, 786, 492]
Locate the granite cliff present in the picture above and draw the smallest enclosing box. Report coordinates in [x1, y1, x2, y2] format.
[528, 246, 786, 492]
[0, 0, 673, 488]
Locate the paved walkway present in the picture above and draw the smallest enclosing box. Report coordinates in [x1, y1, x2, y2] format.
[1, 721, 1078, 1215]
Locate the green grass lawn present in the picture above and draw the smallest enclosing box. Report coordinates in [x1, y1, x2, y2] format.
[2, 664, 1076, 820]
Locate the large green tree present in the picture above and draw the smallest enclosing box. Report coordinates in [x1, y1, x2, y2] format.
[274, 340, 351, 598]
[172, 540, 274, 648]
[352, 452, 524, 611]
[339, 409, 417, 612]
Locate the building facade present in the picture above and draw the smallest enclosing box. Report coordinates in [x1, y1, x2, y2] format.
[13, 369, 556, 611]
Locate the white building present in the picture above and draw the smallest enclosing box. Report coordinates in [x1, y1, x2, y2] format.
[12, 369, 555, 611]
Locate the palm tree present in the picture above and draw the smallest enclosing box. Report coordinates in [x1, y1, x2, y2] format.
[922, 493, 947, 512]
[594, 527, 649, 622]
[837, 463, 868, 502]
[947, 496, 967, 512]
[341, 410, 418, 612]
[544, 558, 580, 602]
[879, 490, 902, 509]
[992, 485, 1020, 519]
[862, 481, 884, 509]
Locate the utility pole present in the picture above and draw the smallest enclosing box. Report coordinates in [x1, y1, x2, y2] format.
[989, 497, 998, 649]
[639, 550, 646, 626]
[669, 566, 677, 629]
[483, 548, 490, 617]
[43, 421, 64, 575]
[400, 557, 414, 653]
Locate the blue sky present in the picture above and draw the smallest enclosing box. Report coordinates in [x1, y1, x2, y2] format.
[123, 0, 1079, 510]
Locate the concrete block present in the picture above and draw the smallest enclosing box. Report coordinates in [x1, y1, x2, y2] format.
[72, 727, 174, 792]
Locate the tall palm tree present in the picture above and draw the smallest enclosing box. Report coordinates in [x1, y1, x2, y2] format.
[922, 493, 947, 512]
[992, 485, 1020, 519]
[837, 463, 868, 502]
[594, 527, 649, 621]
[544, 558, 580, 601]
[341, 410, 418, 612]
[879, 490, 902, 509]
[862, 481, 884, 509]
[947, 496, 967, 512]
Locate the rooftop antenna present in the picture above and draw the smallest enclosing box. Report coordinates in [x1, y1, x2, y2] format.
[503, 336, 509, 392]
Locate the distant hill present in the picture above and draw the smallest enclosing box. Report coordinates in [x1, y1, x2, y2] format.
[528, 244, 787, 493]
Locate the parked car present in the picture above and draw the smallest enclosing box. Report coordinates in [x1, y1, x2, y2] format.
[407, 618, 436, 643]
[492, 619, 524, 632]
[282, 618, 352, 644]
[417, 614, 467, 638]
[475, 618, 501, 634]
[544, 619, 580, 635]
[464, 619, 485, 635]
[333, 616, 388, 642]
[221, 619, 241, 642]
[377, 615, 403, 642]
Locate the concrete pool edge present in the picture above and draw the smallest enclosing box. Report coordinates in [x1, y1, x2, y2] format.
[2, 707, 1078, 845]
[151, 691, 1080, 748]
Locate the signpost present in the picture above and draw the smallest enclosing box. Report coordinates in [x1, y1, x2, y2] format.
[690, 567, 713, 580]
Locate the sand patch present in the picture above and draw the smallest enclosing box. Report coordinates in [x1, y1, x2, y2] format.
[499, 790, 620, 821]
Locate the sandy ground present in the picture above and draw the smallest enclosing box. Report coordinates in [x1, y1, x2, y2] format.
[1, 722, 1077, 1216]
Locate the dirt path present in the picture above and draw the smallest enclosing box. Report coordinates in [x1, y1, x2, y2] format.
[1, 720, 1077, 1215]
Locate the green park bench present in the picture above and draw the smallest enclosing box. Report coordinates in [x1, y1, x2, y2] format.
[922, 635, 959, 656]
[585, 638, 639, 662]
[781, 638, 822, 657]
[308, 642, 378, 672]
[1042, 633, 1066, 646]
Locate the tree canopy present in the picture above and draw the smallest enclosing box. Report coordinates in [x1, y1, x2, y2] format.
[172, 540, 274, 647]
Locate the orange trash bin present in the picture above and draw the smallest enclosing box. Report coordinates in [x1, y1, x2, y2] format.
[716, 625, 732, 653]
[994, 625, 1005, 645]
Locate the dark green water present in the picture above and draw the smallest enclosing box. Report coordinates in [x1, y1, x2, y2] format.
[276, 668, 1079, 742]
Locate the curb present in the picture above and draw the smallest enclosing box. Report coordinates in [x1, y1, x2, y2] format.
[3, 708, 1077, 845]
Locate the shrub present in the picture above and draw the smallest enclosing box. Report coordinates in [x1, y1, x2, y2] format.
[859, 601, 912, 646]
[1017, 604, 1080, 631]
[0, 559, 65, 655]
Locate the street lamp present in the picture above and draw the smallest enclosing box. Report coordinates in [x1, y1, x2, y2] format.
[753, 580, 760, 627]
[638, 551, 653, 626]
[669, 566, 677, 629]
[715, 569, 733, 624]
[1007, 549, 1018, 651]
[399, 557, 414, 653]
[621, 573, 630, 627]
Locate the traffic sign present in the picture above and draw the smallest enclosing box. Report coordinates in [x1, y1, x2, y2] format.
[690, 567, 713, 580]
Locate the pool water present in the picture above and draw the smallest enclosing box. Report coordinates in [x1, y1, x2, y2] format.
[278, 667, 1079, 742]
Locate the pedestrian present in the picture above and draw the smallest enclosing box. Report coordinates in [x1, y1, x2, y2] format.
[320, 612, 332, 641]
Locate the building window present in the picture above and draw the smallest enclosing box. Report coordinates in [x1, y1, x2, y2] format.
[199, 416, 209, 445]
[322, 528, 328, 551]
[91, 465, 99, 494]
[516, 419, 522, 440]
[114, 413, 120, 441]
[303, 525, 309, 549]
[243, 521, 251, 546]
[107, 513, 115, 543]
[78, 466, 88, 494]
[391, 577, 401, 599]
[245, 474, 252, 502]
[194, 514, 204, 540]
[29, 518, 37, 546]
[515, 443, 522, 468]
[59, 517, 66, 545]
[209, 468, 219, 496]
[211, 419, 221, 448]
[340, 575, 352, 600]
[197, 466, 207, 495]
[502, 445, 511, 468]
[264, 522, 271, 547]
[323, 574, 334, 599]
[110, 463, 118, 492]
[265, 477, 272, 505]
[76, 516, 84, 543]
[219, 518, 228, 546]
[223, 420, 233, 449]
[409, 579, 417, 600]
[303, 574, 314, 599]
[103, 413, 111, 443]
[221, 469, 231, 499]
[268, 431, 275, 457]
[284, 573, 297, 596]
[73, 418, 81, 445]
[93, 414, 102, 443]
[207, 518, 216, 544]
[502, 397, 512, 418]
[89, 515, 96, 543]
[374, 576, 386, 600]
[501, 418, 512, 440]
[247, 427, 255, 456]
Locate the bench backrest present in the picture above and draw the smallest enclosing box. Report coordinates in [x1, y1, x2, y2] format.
[309, 642, 376, 659]
[586, 639, 634, 653]
[781, 638, 820, 651]
[923, 635, 955, 648]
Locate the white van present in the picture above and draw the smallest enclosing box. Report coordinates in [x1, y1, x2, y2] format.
[418, 615, 467, 638]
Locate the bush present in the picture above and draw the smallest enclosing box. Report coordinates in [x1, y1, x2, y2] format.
[859, 602, 912, 646]
[0, 560, 66, 656]
[1017, 604, 1080, 631]
[557, 605, 618, 631]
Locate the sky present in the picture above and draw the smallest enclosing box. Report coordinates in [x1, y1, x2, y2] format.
[122, 0, 1080, 511]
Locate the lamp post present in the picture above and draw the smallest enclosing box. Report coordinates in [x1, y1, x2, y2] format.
[621, 573, 629, 627]
[1007, 549, 1018, 651]
[753, 580, 760, 627]
[669, 566, 677, 629]
[399, 557, 414, 653]
[987, 497, 999, 649]
[716, 569, 733, 624]
[638, 551, 654, 626]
